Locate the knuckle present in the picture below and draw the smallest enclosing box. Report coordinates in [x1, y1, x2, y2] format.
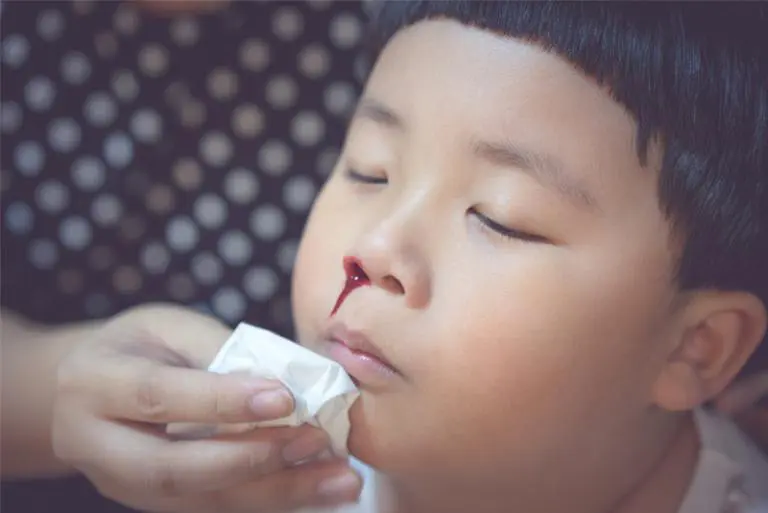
[134, 368, 169, 421]
[144, 461, 183, 497]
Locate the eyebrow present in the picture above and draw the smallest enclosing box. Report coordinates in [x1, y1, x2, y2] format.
[354, 97, 600, 212]
[472, 140, 600, 212]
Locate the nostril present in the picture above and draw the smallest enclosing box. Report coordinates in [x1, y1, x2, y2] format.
[343, 257, 370, 284]
[381, 275, 405, 295]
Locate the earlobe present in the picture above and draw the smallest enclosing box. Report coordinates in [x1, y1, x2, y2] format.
[652, 291, 767, 412]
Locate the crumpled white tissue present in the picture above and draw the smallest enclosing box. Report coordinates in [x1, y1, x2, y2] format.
[169, 323, 360, 457]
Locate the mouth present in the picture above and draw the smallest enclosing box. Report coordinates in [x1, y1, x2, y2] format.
[321, 322, 403, 390]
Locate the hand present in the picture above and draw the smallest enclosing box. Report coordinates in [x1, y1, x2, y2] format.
[714, 371, 768, 454]
[52, 304, 362, 512]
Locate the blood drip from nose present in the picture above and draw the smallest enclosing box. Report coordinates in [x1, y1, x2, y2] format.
[330, 258, 370, 316]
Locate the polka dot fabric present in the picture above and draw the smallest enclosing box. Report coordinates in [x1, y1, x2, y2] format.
[0, 1, 366, 341]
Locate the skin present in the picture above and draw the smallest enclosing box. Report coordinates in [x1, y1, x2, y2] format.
[292, 20, 767, 513]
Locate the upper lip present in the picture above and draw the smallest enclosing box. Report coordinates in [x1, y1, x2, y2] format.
[323, 322, 399, 371]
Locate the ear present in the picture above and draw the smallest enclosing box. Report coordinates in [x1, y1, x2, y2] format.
[652, 291, 767, 412]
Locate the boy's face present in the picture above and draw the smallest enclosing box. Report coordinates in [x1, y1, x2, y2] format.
[293, 20, 681, 489]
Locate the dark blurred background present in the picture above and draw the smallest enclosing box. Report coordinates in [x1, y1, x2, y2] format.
[1, 1, 366, 511]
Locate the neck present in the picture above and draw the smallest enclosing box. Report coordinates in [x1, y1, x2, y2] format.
[377, 413, 700, 513]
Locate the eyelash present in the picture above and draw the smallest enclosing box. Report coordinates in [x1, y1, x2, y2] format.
[344, 169, 548, 244]
[344, 168, 388, 185]
[469, 208, 550, 244]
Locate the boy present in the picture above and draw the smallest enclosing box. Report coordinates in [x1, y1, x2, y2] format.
[4, 2, 767, 513]
[291, 2, 768, 511]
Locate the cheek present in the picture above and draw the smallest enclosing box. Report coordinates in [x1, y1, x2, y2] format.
[361, 256, 674, 479]
[291, 184, 348, 342]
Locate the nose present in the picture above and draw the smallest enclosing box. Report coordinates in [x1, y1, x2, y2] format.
[348, 220, 431, 309]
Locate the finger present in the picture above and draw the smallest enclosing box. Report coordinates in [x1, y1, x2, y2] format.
[92, 357, 294, 423]
[714, 372, 768, 414]
[80, 421, 331, 496]
[206, 459, 363, 513]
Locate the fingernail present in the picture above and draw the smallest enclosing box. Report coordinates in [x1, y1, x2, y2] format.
[317, 471, 360, 498]
[282, 430, 329, 463]
[249, 389, 292, 418]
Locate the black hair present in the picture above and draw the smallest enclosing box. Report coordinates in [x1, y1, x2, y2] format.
[365, 1, 768, 370]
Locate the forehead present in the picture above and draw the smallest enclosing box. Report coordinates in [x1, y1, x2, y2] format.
[362, 20, 657, 210]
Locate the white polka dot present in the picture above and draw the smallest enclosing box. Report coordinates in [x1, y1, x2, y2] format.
[61, 51, 92, 85]
[199, 131, 233, 167]
[88, 246, 115, 271]
[207, 67, 238, 101]
[171, 16, 199, 47]
[95, 32, 118, 59]
[1, 102, 23, 133]
[29, 239, 59, 269]
[113, 5, 139, 35]
[232, 104, 264, 138]
[291, 111, 325, 146]
[168, 273, 197, 301]
[139, 44, 168, 77]
[330, 13, 362, 49]
[35, 180, 70, 214]
[112, 70, 139, 102]
[258, 140, 292, 176]
[37, 9, 65, 41]
[84, 91, 117, 127]
[212, 287, 246, 321]
[5, 202, 34, 235]
[91, 194, 123, 226]
[48, 118, 82, 153]
[140, 242, 170, 274]
[298, 44, 331, 79]
[272, 7, 304, 42]
[59, 216, 92, 250]
[25, 76, 56, 112]
[224, 168, 260, 204]
[180, 100, 206, 128]
[191, 252, 223, 285]
[2, 34, 30, 68]
[166, 216, 199, 252]
[324, 81, 357, 116]
[243, 266, 279, 300]
[265, 75, 298, 109]
[239, 38, 270, 72]
[277, 239, 300, 272]
[14, 141, 46, 177]
[194, 193, 228, 229]
[71, 156, 106, 191]
[283, 176, 316, 212]
[218, 230, 253, 266]
[103, 132, 134, 168]
[130, 108, 162, 143]
[250, 205, 287, 241]
[173, 158, 203, 190]
[146, 184, 175, 214]
[113, 265, 143, 294]
[317, 147, 339, 176]
[164, 82, 190, 109]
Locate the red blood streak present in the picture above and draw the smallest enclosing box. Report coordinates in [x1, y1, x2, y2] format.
[330, 256, 370, 316]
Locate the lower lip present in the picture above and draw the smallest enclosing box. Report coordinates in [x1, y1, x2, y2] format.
[326, 340, 401, 390]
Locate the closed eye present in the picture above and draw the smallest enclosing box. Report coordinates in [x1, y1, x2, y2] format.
[345, 168, 388, 185]
[470, 208, 551, 244]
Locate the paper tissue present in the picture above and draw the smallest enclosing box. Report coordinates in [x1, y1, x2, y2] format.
[168, 322, 360, 457]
